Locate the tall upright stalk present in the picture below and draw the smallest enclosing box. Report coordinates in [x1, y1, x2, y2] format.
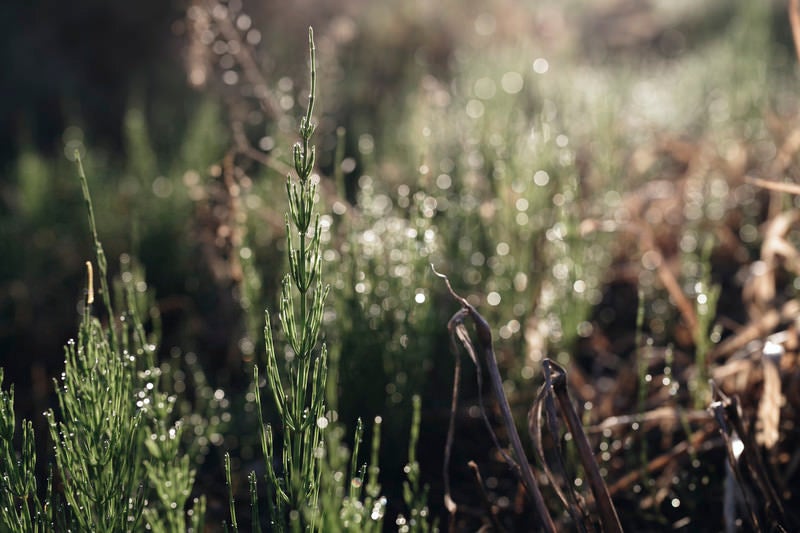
[249, 27, 330, 530]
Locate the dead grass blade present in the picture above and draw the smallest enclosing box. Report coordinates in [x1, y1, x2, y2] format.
[790, 0, 800, 67]
[756, 343, 782, 449]
[529, 368, 591, 532]
[536, 359, 623, 533]
[745, 175, 800, 196]
[607, 428, 715, 496]
[468, 461, 507, 533]
[442, 309, 463, 521]
[708, 388, 762, 531]
[434, 266, 557, 533]
[708, 383, 790, 532]
[741, 210, 800, 321]
[444, 307, 514, 528]
[586, 406, 711, 435]
[709, 299, 800, 362]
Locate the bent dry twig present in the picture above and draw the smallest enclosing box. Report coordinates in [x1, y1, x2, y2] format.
[529, 364, 591, 532]
[532, 360, 623, 533]
[433, 266, 556, 533]
[468, 461, 507, 533]
[708, 382, 791, 533]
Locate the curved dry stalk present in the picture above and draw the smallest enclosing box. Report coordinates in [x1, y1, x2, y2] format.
[433, 265, 557, 533]
[468, 461, 507, 533]
[538, 360, 623, 533]
[708, 383, 791, 532]
[790, 0, 800, 67]
[529, 372, 591, 533]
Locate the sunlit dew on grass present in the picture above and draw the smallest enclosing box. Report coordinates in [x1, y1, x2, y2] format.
[151, 176, 173, 198]
[532, 57, 549, 75]
[487, 291, 501, 306]
[533, 169, 550, 187]
[630, 79, 679, 129]
[357, 133, 375, 155]
[466, 99, 484, 119]
[474, 77, 496, 100]
[501, 71, 523, 94]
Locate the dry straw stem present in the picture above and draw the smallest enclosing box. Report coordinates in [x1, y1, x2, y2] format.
[709, 299, 800, 362]
[433, 265, 556, 533]
[745, 175, 800, 196]
[741, 210, 800, 321]
[756, 346, 781, 449]
[708, 383, 791, 532]
[710, 203, 800, 362]
[531, 360, 623, 533]
[466, 461, 506, 533]
[586, 406, 711, 435]
[606, 427, 715, 496]
[434, 262, 624, 532]
[529, 370, 590, 532]
[791, 0, 800, 66]
[85, 261, 94, 304]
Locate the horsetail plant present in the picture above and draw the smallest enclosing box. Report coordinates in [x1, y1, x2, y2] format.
[0, 369, 53, 532]
[47, 260, 146, 531]
[39, 153, 205, 531]
[399, 395, 435, 532]
[227, 27, 332, 531]
[691, 241, 720, 410]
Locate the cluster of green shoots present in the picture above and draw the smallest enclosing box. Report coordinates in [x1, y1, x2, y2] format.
[0, 155, 206, 531]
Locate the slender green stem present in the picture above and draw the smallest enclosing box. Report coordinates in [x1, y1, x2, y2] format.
[75, 152, 118, 349]
[225, 452, 239, 533]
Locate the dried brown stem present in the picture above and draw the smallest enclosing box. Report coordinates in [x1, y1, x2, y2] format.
[710, 299, 800, 362]
[543, 360, 623, 533]
[529, 367, 590, 532]
[708, 384, 790, 532]
[468, 461, 507, 533]
[790, 0, 800, 67]
[607, 428, 714, 495]
[586, 407, 711, 435]
[433, 266, 557, 533]
[745, 175, 800, 196]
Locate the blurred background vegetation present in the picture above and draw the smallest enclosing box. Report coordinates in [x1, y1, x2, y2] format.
[4, 0, 800, 529]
